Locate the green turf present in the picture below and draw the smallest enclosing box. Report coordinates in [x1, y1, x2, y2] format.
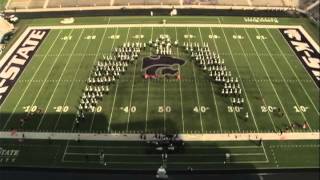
[0, 25, 318, 134]
[0, 139, 318, 170]
[0, 0, 7, 11]
[0, 16, 319, 170]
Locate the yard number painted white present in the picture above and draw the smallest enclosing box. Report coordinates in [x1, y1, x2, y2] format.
[61, 36, 72, 40]
[84, 35, 96, 40]
[256, 35, 267, 40]
[184, 34, 195, 39]
[193, 106, 209, 113]
[92, 106, 102, 112]
[121, 106, 136, 113]
[158, 106, 171, 113]
[209, 34, 220, 39]
[54, 106, 69, 112]
[232, 35, 244, 40]
[109, 35, 120, 39]
[133, 34, 144, 39]
[227, 106, 242, 113]
[23, 105, 38, 112]
[293, 106, 309, 113]
[260, 106, 277, 113]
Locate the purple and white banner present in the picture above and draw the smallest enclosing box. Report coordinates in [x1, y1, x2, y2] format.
[0, 29, 50, 105]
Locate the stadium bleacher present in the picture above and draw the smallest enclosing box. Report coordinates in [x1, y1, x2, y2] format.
[5, 0, 298, 9]
[2, 0, 318, 22]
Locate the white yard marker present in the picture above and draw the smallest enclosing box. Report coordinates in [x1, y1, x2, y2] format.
[208, 26, 241, 131]
[187, 27, 204, 133]
[1, 30, 63, 130]
[244, 28, 293, 127]
[254, 28, 312, 130]
[267, 29, 319, 116]
[175, 26, 185, 133]
[145, 26, 153, 132]
[37, 29, 85, 130]
[232, 28, 276, 131]
[126, 26, 141, 132]
[107, 27, 128, 132]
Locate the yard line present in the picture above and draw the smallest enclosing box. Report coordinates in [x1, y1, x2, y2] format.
[1, 30, 63, 130]
[254, 28, 312, 130]
[87, 18, 112, 131]
[61, 140, 70, 162]
[243, 28, 293, 127]
[174, 26, 185, 133]
[198, 27, 222, 133]
[187, 27, 204, 133]
[232, 28, 276, 132]
[126, 26, 141, 132]
[261, 141, 270, 163]
[162, 26, 167, 133]
[163, 75, 166, 132]
[55, 28, 100, 130]
[36, 29, 85, 130]
[219, 27, 260, 132]
[208, 26, 241, 131]
[145, 26, 153, 132]
[107, 27, 127, 132]
[267, 29, 319, 115]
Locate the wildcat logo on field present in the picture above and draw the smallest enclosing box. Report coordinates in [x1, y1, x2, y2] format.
[142, 55, 185, 78]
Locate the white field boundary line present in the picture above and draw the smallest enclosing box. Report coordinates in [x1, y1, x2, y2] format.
[67, 145, 264, 149]
[2, 24, 317, 69]
[0, 24, 317, 107]
[23, 24, 319, 51]
[65, 153, 265, 157]
[1, 131, 319, 141]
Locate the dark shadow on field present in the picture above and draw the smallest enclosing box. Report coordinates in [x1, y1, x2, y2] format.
[0, 112, 111, 133]
[0, 138, 257, 176]
[1, 113, 257, 173]
[107, 117, 180, 134]
[0, 112, 182, 134]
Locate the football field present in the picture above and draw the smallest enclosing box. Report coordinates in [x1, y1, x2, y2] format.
[0, 16, 319, 170]
[0, 23, 319, 134]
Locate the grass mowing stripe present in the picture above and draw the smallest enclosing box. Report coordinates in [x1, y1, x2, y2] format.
[219, 27, 260, 132]
[243, 28, 293, 128]
[186, 27, 204, 133]
[28, 29, 74, 117]
[254, 28, 312, 130]
[198, 27, 222, 133]
[233, 28, 277, 131]
[54, 28, 97, 130]
[107, 27, 125, 132]
[208, 26, 240, 131]
[145, 26, 153, 132]
[88, 23, 113, 132]
[36, 29, 85, 130]
[126, 26, 140, 132]
[1, 30, 63, 130]
[267, 29, 320, 115]
[174, 26, 185, 133]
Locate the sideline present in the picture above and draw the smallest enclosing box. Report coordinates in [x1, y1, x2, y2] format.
[0, 131, 319, 141]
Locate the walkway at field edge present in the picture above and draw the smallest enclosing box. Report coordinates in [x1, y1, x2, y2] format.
[0, 131, 319, 141]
